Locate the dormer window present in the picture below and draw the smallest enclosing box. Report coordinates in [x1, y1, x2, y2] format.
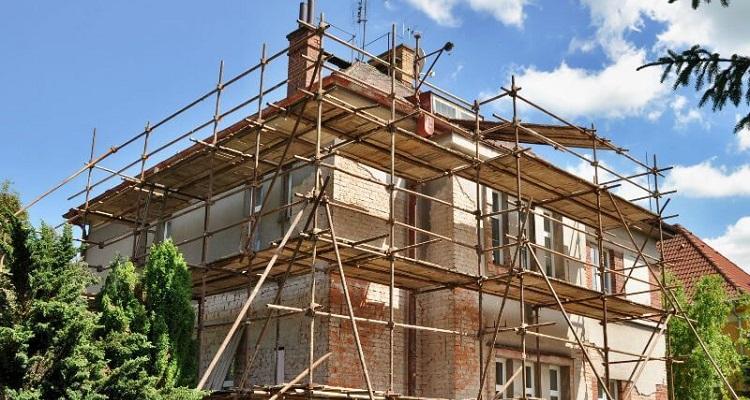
[432, 96, 474, 120]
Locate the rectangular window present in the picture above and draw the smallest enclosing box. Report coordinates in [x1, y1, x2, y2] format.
[251, 185, 264, 251]
[275, 347, 285, 384]
[549, 366, 560, 400]
[597, 380, 619, 400]
[524, 363, 535, 397]
[433, 97, 458, 119]
[161, 219, 172, 241]
[495, 358, 506, 394]
[592, 246, 614, 294]
[491, 191, 502, 264]
[542, 212, 555, 277]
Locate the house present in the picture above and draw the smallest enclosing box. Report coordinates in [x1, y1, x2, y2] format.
[65, 3, 689, 399]
[661, 224, 750, 394]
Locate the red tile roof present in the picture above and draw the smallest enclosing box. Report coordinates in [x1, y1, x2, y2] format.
[660, 224, 750, 298]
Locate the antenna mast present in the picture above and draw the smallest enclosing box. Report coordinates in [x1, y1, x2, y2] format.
[356, 0, 368, 56]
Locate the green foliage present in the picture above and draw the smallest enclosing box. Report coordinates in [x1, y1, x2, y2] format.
[94, 256, 203, 400]
[669, 275, 742, 399]
[142, 240, 197, 388]
[0, 207, 105, 399]
[641, 0, 750, 133]
[0, 183, 203, 399]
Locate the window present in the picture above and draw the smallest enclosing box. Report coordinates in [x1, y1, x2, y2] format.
[591, 246, 614, 294]
[542, 212, 555, 277]
[249, 185, 264, 251]
[491, 192, 502, 264]
[524, 363, 535, 397]
[549, 366, 560, 400]
[597, 380, 619, 400]
[432, 96, 475, 120]
[495, 358, 506, 394]
[275, 347, 285, 384]
[161, 219, 172, 241]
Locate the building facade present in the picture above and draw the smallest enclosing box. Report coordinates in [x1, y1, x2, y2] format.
[73, 4, 674, 400]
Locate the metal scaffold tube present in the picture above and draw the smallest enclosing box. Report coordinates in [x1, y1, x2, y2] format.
[16, 15, 744, 400]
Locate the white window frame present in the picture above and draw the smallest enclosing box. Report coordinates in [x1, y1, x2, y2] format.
[432, 95, 475, 120]
[542, 212, 555, 277]
[161, 219, 172, 241]
[495, 357, 507, 395]
[597, 380, 619, 400]
[548, 365, 561, 400]
[524, 362, 535, 397]
[275, 347, 285, 384]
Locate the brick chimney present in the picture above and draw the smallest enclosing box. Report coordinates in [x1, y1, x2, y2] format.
[287, 0, 321, 96]
[373, 44, 417, 87]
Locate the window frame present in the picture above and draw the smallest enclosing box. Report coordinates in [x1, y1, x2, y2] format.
[490, 191, 502, 265]
[592, 246, 614, 294]
[548, 365, 561, 400]
[541, 212, 555, 277]
[524, 362, 536, 397]
[495, 357, 507, 395]
[597, 380, 619, 400]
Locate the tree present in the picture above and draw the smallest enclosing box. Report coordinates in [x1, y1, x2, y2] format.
[0, 183, 202, 399]
[669, 275, 744, 399]
[0, 208, 105, 399]
[142, 240, 197, 388]
[95, 256, 203, 400]
[639, 0, 750, 133]
[96, 257, 157, 399]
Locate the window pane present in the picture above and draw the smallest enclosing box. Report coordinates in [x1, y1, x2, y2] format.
[550, 369, 558, 390]
[525, 366, 532, 389]
[495, 361, 504, 385]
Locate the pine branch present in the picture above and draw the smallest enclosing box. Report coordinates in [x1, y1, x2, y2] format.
[639, 45, 750, 133]
[667, 0, 730, 9]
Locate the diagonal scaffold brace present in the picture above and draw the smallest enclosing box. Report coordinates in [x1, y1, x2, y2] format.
[196, 175, 331, 390]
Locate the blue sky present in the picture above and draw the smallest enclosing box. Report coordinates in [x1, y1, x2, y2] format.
[2, 0, 749, 269]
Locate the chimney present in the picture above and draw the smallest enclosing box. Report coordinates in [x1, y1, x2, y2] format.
[373, 44, 417, 87]
[287, 0, 321, 96]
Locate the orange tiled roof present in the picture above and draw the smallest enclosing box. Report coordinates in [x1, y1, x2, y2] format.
[661, 224, 750, 298]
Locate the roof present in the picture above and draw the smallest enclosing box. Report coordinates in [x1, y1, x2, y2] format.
[661, 224, 750, 298]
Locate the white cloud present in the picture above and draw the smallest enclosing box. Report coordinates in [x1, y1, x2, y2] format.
[706, 216, 750, 272]
[404, 0, 461, 27]
[578, 0, 750, 57]
[512, 49, 667, 119]
[664, 160, 750, 198]
[466, 0, 527, 27]
[736, 113, 750, 152]
[670, 95, 704, 128]
[403, 0, 529, 28]
[565, 158, 651, 202]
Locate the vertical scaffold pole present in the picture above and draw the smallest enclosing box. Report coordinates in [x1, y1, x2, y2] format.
[592, 125, 612, 398]
[309, 17, 326, 388]
[82, 128, 97, 240]
[472, 97, 485, 399]
[131, 121, 151, 261]
[387, 22, 397, 395]
[510, 76, 529, 400]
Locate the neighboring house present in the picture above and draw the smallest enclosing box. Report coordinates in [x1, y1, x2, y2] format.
[64, 3, 679, 400]
[661, 224, 750, 393]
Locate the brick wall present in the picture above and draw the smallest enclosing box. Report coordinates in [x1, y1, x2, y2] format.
[327, 275, 408, 392]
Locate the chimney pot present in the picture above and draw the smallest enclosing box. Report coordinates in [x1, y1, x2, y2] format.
[307, 0, 315, 23]
[299, 2, 307, 23]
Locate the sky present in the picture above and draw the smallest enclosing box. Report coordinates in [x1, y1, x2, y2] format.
[1, 0, 749, 270]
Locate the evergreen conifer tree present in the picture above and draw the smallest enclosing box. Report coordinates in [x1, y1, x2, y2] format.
[641, 0, 750, 133]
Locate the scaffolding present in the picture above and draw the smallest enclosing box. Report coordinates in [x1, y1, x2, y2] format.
[22, 13, 740, 400]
